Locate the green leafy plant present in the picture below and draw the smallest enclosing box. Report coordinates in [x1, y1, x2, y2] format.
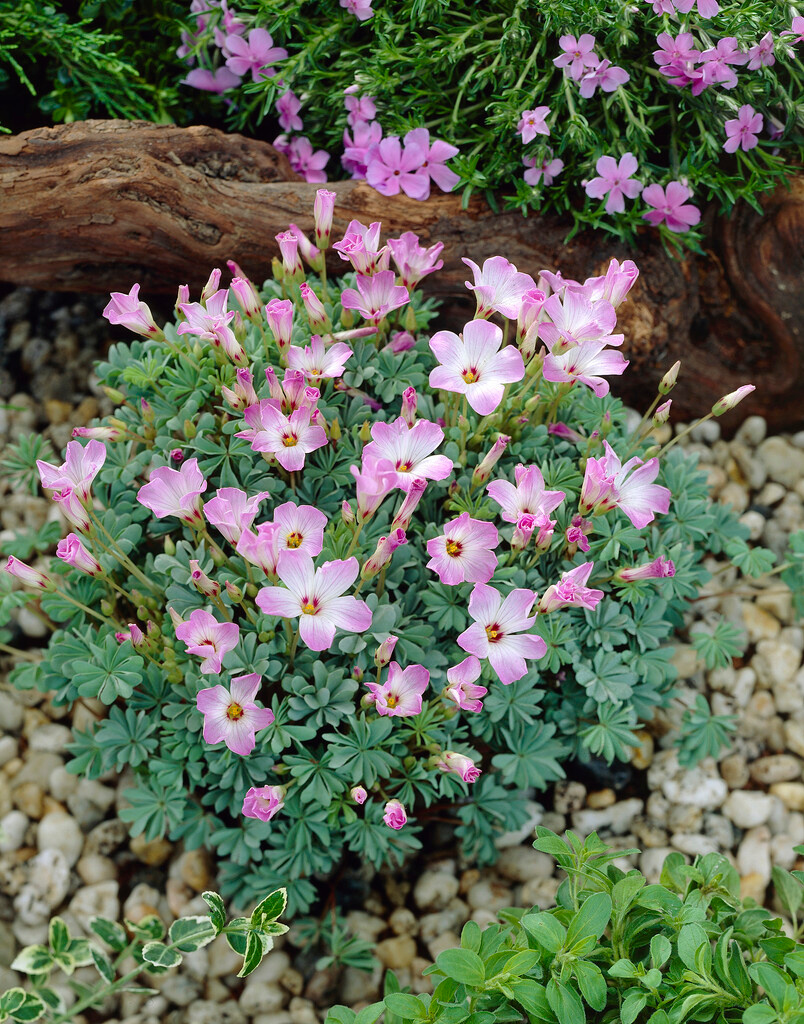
[0, 887, 288, 1023]
[326, 829, 804, 1024]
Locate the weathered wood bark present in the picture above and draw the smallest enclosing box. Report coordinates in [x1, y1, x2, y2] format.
[1, 120, 802, 428]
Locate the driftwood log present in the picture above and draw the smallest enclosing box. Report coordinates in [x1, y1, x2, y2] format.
[1, 120, 802, 428]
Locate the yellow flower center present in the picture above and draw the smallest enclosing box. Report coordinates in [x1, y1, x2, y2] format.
[485, 624, 502, 643]
[282, 433, 298, 447]
[301, 601, 317, 614]
[445, 539, 462, 557]
[462, 368, 478, 383]
[397, 461, 412, 472]
[227, 702, 244, 720]
[386, 694, 398, 708]
[287, 531, 303, 548]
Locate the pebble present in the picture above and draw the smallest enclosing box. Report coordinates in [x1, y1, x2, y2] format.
[770, 782, 804, 812]
[752, 641, 801, 687]
[186, 1002, 247, 1024]
[750, 755, 801, 786]
[376, 935, 416, 970]
[0, 810, 28, 853]
[571, 798, 644, 836]
[130, 834, 173, 866]
[737, 827, 772, 884]
[661, 770, 727, 810]
[0, 692, 24, 733]
[0, 736, 18, 767]
[37, 812, 84, 867]
[723, 791, 775, 828]
[640, 848, 677, 884]
[26, 848, 71, 909]
[735, 416, 767, 447]
[413, 869, 459, 911]
[586, 788, 616, 809]
[742, 605, 781, 643]
[238, 982, 286, 1016]
[76, 854, 117, 885]
[785, 720, 804, 760]
[466, 880, 513, 913]
[720, 754, 750, 790]
[388, 907, 418, 937]
[69, 881, 120, 924]
[494, 800, 544, 849]
[494, 846, 554, 883]
[177, 848, 214, 893]
[670, 833, 720, 857]
[28, 723, 72, 754]
[553, 780, 586, 815]
[757, 437, 804, 490]
[427, 931, 461, 960]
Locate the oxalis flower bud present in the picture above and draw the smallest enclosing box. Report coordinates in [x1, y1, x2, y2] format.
[374, 635, 398, 669]
[314, 189, 337, 248]
[361, 529, 407, 579]
[392, 477, 427, 531]
[712, 384, 755, 416]
[659, 360, 681, 395]
[225, 580, 244, 603]
[472, 434, 510, 487]
[189, 559, 220, 598]
[3, 556, 56, 591]
[653, 399, 672, 426]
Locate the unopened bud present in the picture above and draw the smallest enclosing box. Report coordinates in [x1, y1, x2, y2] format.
[189, 559, 220, 598]
[163, 535, 176, 556]
[175, 284, 190, 319]
[374, 635, 398, 668]
[359, 420, 372, 443]
[712, 384, 756, 417]
[391, 477, 427, 530]
[200, 268, 222, 306]
[141, 398, 154, 422]
[341, 500, 356, 525]
[102, 386, 126, 404]
[404, 305, 418, 332]
[653, 399, 672, 426]
[340, 307, 355, 329]
[659, 360, 681, 395]
[225, 580, 243, 603]
[401, 387, 417, 428]
[329, 417, 342, 442]
[472, 434, 510, 487]
[232, 311, 248, 343]
[184, 419, 197, 439]
[361, 529, 407, 579]
[271, 256, 284, 283]
[101, 599, 115, 617]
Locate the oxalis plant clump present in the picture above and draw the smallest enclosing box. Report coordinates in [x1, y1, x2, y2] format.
[177, 0, 804, 243]
[326, 829, 804, 1024]
[1, 191, 766, 915]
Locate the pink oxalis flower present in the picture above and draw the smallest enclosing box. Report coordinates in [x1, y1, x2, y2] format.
[242, 785, 284, 822]
[543, 339, 629, 397]
[340, 271, 410, 325]
[287, 335, 353, 382]
[196, 673, 274, 755]
[365, 661, 430, 716]
[103, 283, 160, 337]
[256, 551, 372, 651]
[204, 487, 269, 545]
[272, 501, 327, 557]
[462, 256, 536, 319]
[434, 751, 481, 783]
[37, 439, 107, 505]
[137, 457, 207, 525]
[486, 463, 565, 524]
[174, 608, 240, 674]
[364, 418, 453, 491]
[579, 440, 671, 528]
[642, 182, 701, 233]
[383, 799, 407, 829]
[616, 557, 676, 582]
[723, 105, 763, 152]
[584, 153, 642, 214]
[457, 584, 547, 685]
[387, 232, 444, 290]
[444, 656, 488, 712]
[539, 290, 620, 351]
[56, 533, 102, 577]
[426, 512, 499, 586]
[236, 402, 327, 472]
[429, 319, 525, 415]
[538, 563, 604, 613]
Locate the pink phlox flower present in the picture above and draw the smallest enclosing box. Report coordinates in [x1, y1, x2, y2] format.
[102, 283, 160, 337]
[403, 128, 460, 195]
[175, 608, 240, 674]
[365, 661, 429, 716]
[342, 120, 384, 177]
[350, 451, 398, 520]
[429, 319, 525, 415]
[524, 152, 564, 187]
[287, 335, 353, 382]
[224, 28, 287, 81]
[653, 32, 699, 68]
[136, 458, 207, 525]
[462, 256, 537, 319]
[645, 0, 676, 12]
[332, 220, 389, 274]
[457, 583, 547, 686]
[543, 339, 629, 397]
[700, 37, 747, 89]
[287, 137, 330, 183]
[243, 785, 284, 822]
[383, 799, 407, 829]
[426, 512, 499, 586]
[387, 232, 444, 290]
[538, 562, 604, 613]
[673, 0, 720, 17]
[364, 417, 453, 491]
[444, 656, 488, 713]
[584, 153, 642, 214]
[517, 106, 550, 144]
[434, 751, 481, 783]
[255, 551, 372, 651]
[747, 31, 775, 69]
[236, 522, 281, 576]
[271, 500, 327, 557]
[642, 182, 701, 232]
[579, 440, 671, 528]
[340, 271, 410, 325]
[56, 533, 102, 577]
[486, 463, 565, 525]
[365, 136, 429, 200]
[37, 439, 106, 504]
[723, 105, 763, 153]
[183, 67, 241, 93]
[344, 91, 377, 126]
[235, 402, 327, 471]
[340, 0, 374, 20]
[617, 556, 676, 582]
[539, 290, 620, 352]
[660, 58, 706, 94]
[781, 16, 804, 44]
[276, 90, 303, 132]
[579, 60, 630, 98]
[553, 34, 599, 80]
[196, 673, 274, 755]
